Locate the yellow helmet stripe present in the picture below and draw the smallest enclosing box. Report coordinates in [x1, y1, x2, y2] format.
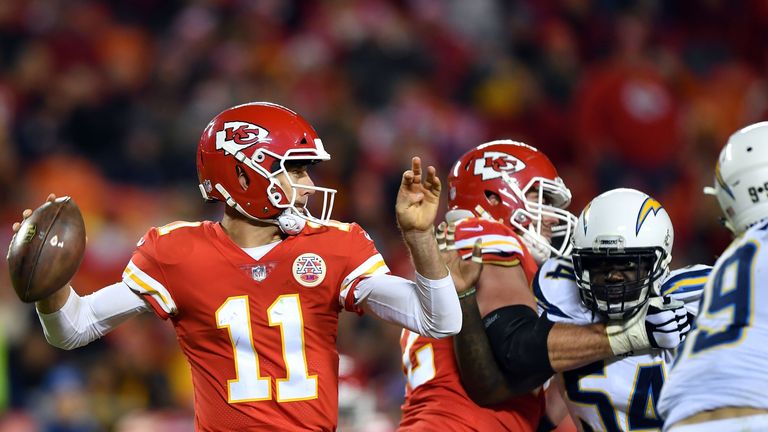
[715, 160, 735, 199]
[636, 197, 663, 235]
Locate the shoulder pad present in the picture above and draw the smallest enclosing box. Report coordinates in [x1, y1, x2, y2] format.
[533, 257, 586, 322]
[453, 218, 515, 237]
[453, 218, 525, 265]
[139, 221, 204, 265]
[661, 264, 711, 299]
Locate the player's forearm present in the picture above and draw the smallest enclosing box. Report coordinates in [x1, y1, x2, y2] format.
[548, 322, 612, 372]
[453, 294, 515, 406]
[483, 305, 555, 395]
[357, 274, 461, 338]
[35, 284, 73, 313]
[402, 228, 449, 279]
[412, 272, 462, 337]
[37, 283, 149, 350]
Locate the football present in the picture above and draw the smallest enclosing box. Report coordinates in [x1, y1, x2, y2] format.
[7, 197, 86, 303]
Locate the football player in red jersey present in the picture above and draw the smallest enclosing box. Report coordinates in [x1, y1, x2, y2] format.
[399, 140, 578, 431]
[13, 102, 462, 431]
[413, 141, 691, 432]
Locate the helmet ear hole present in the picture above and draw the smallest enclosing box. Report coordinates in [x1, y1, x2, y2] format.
[484, 191, 501, 206]
[235, 165, 250, 191]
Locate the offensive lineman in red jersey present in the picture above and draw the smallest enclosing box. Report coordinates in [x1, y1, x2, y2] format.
[419, 142, 692, 432]
[399, 140, 577, 431]
[12, 102, 463, 431]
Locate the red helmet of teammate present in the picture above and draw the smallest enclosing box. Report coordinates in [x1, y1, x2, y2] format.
[197, 102, 336, 225]
[447, 140, 576, 257]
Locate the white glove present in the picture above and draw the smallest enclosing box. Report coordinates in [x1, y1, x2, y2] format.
[606, 297, 692, 355]
[645, 296, 692, 349]
[521, 232, 551, 265]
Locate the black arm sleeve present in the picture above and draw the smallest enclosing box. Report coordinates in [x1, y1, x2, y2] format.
[482, 305, 555, 395]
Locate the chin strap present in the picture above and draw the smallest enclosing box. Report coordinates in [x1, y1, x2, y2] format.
[215, 184, 306, 236]
[275, 209, 306, 235]
[249, 210, 306, 236]
[250, 209, 306, 236]
[251, 209, 306, 236]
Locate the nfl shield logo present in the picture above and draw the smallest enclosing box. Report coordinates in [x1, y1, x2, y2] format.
[251, 265, 267, 282]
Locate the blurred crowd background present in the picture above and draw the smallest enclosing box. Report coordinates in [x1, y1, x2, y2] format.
[0, 0, 766, 431]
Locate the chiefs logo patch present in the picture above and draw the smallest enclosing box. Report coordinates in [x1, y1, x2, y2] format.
[292, 253, 326, 287]
[216, 121, 271, 155]
[473, 151, 526, 180]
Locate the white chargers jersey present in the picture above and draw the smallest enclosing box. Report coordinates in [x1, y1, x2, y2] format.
[534, 257, 710, 432]
[658, 220, 768, 428]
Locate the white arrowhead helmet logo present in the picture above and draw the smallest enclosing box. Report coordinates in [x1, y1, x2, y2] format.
[473, 151, 526, 180]
[216, 121, 271, 155]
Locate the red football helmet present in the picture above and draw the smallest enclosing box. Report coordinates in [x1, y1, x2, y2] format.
[197, 102, 336, 226]
[447, 140, 576, 257]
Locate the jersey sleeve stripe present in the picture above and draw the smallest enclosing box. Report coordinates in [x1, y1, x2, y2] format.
[340, 254, 390, 293]
[662, 276, 708, 296]
[124, 268, 168, 304]
[341, 278, 365, 315]
[662, 268, 711, 287]
[460, 252, 520, 267]
[454, 235, 523, 254]
[661, 267, 712, 296]
[532, 270, 570, 319]
[482, 240, 521, 247]
[122, 261, 177, 315]
[458, 247, 523, 257]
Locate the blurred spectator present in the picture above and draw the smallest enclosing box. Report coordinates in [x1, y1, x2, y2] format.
[574, 13, 682, 195]
[38, 365, 100, 432]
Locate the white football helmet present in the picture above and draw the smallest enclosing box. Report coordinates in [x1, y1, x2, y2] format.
[572, 188, 674, 319]
[705, 121, 768, 234]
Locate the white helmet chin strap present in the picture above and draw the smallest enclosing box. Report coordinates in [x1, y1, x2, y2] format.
[215, 184, 307, 235]
[275, 209, 306, 235]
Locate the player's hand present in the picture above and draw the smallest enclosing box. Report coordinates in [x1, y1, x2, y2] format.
[606, 296, 691, 355]
[11, 193, 57, 234]
[644, 296, 692, 349]
[10, 194, 58, 260]
[395, 157, 441, 233]
[436, 222, 482, 294]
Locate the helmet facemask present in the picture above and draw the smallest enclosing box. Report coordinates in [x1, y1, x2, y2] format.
[572, 246, 669, 320]
[208, 145, 337, 227]
[503, 172, 577, 257]
[262, 153, 337, 226]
